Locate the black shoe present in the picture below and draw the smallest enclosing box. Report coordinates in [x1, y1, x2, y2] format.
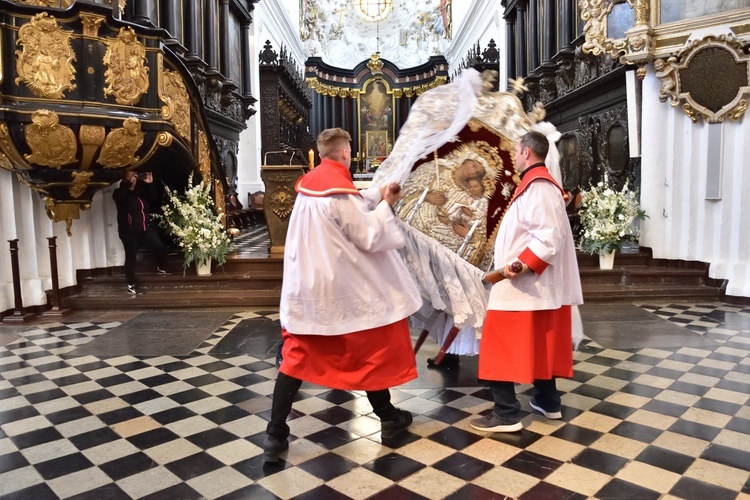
[470, 412, 523, 433]
[263, 435, 289, 462]
[529, 397, 562, 420]
[427, 353, 460, 368]
[381, 409, 413, 438]
[126, 284, 143, 295]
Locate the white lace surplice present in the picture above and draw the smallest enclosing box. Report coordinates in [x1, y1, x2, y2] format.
[398, 221, 489, 355]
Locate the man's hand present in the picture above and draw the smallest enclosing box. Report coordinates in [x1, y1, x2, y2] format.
[424, 192, 446, 206]
[142, 172, 154, 183]
[504, 261, 527, 278]
[383, 182, 403, 206]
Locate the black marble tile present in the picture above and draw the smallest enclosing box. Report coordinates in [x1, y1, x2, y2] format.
[203, 405, 251, 425]
[186, 428, 239, 449]
[309, 406, 357, 426]
[35, 452, 94, 480]
[707, 352, 744, 364]
[705, 310, 750, 330]
[69, 427, 121, 450]
[72, 388, 114, 405]
[367, 484, 430, 500]
[237, 360, 275, 372]
[218, 388, 261, 404]
[156, 360, 194, 372]
[150, 406, 199, 425]
[98, 406, 144, 425]
[551, 424, 603, 446]
[600, 367, 642, 381]
[96, 374, 135, 387]
[51, 373, 90, 386]
[7, 373, 48, 386]
[229, 373, 269, 387]
[700, 443, 750, 471]
[570, 370, 597, 383]
[291, 484, 354, 500]
[715, 378, 750, 394]
[317, 390, 358, 405]
[569, 384, 614, 401]
[0, 387, 21, 400]
[636, 445, 695, 474]
[304, 427, 359, 450]
[423, 405, 472, 425]
[33, 361, 70, 373]
[219, 483, 280, 500]
[665, 352, 705, 365]
[126, 427, 180, 449]
[17, 350, 55, 361]
[67, 483, 131, 500]
[589, 401, 638, 420]
[362, 452, 426, 481]
[140, 482, 204, 500]
[667, 380, 710, 397]
[669, 476, 738, 500]
[196, 360, 235, 372]
[571, 448, 628, 475]
[610, 421, 663, 443]
[297, 453, 358, 481]
[595, 478, 660, 500]
[9, 427, 64, 450]
[689, 365, 729, 379]
[169, 388, 212, 404]
[164, 451, 225, 480]
[138, 373, 179, 387]
[184, 373, 224, 387]
[432, 452, 494, 480]
[641, 399, 688, 418]
[99, 452, 158, 481]
[646, 366, 685, 380]
[1, 482, 59, 500]
[119, 388, 162, 405]
[210, 318, 282, 356]
[727, 416, 750, 435]
[693, 397, 740, 416]
[115, 361, 150, 372]
[668, 419, 722, 442]
[24, 388, 67, 404]
[46, 406, 94, 426]
[0, 451, 30, 474]
[445, 483, 506, 500]
[502, 450, 563, 479]
[423, 388, 466, 403]
[519, 481, 586, 500]
[427, 426, 483, 450]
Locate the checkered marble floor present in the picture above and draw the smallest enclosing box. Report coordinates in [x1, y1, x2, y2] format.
[1, 303, 749, 499]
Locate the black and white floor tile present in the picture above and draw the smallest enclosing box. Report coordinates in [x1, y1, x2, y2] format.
[0, 303, 749, 499]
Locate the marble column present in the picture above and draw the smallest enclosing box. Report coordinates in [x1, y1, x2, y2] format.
[506, 17, 516, 80]
[515, 3, 527, 77]
[543, 0, 556, 61]
[219, 0, 232, 83]
[528, 0, 539, 72]
[560, 0, 574, 48]
[161, 0, 182, 44]
[204, 0, 220, 72]
[241, 20, 252, 97]
[184, 0, 203, 60]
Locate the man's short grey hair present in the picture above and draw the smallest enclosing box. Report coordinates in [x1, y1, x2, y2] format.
[519, 130, 549, 160]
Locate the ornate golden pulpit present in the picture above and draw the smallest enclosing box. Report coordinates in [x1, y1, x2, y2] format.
[260, 165, 306, 254]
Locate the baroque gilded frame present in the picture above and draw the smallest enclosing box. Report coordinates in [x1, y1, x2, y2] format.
[579, 0, 750, 122]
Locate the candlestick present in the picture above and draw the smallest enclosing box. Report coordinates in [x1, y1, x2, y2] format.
[308, 149, 315, 170]
[434, 150, 440, 187]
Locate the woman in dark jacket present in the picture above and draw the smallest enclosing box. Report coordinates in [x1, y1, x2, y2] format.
[112, 171, 168, 294]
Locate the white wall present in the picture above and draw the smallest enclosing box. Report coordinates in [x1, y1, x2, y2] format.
[236, 0, 306, 201]
[447, 1, 505, 82]
[0, 169, 123, 313]
[639, 65, 750, 298]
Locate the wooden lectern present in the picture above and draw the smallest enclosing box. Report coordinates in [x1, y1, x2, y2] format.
[260, 165, 306, 254]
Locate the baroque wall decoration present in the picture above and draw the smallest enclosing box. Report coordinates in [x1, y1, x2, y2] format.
[97, 117, 145, 167]
[654, 34, 750, 123]
[160, 67, 192, 141]
[103, 27, 150, 105]
[24, 110, 77, 168]
[14, 13, 77, 99]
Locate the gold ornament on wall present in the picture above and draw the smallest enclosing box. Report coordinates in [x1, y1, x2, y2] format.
[198, 129, 210, 182]
[579, 0, 626, 58]
[24, 109, 77, 168]
[160, 68, 191, 141]
[103, 27, 149, 105]
[0, 151, 12, 171]
[17, 0, 74, 6]
[97, 117, 145, 167]
[268, 185, 296, 219]
[14, 12, 77, 99]
[69, 170, 93, 198]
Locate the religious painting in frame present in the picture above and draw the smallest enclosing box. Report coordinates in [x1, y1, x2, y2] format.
[365, 130, 388, 160]
[358, 78, 394, 149]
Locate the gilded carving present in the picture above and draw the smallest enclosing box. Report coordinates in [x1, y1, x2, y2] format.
[16, 0, 74, 7]
[627, 0, 648, 26]
[69, 170, 93, 198]
[24, 110, 77, 168]
[103, 27, 149, 105]
[0, 151, 12, 171]
[97, 117, 145, 167]
[15, 13, 77, 99]
[214, 178, 226, 226]
[654, 35, 750, 123]
[78, 125, 106, 170]
[119, 0, 127, 16]
[268, 185, 295, 219]
[198, 130, 211, 183]
[80, 13, 105, 37]
[160, 68, 191, 141]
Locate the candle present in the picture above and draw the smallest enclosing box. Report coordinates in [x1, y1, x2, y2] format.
[308, 149, 315, 170]
[465, 219, 480, 239]
[433, 150, 440, 186]
[416, 186, 429, 205]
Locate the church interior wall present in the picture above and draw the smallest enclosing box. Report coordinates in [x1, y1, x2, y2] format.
[639, 65, 750, 298]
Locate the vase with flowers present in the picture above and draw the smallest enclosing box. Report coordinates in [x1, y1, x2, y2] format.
[156, 173, 230, 275]
[578, 174, 647, 270]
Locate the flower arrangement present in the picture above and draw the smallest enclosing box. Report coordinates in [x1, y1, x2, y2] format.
[578, 175, 647, 255]
[156, 173, 230, 270]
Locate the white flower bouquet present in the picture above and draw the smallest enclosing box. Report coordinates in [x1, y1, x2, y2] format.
[156, 173, 230, 270]
[578, 175, 647, 254]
